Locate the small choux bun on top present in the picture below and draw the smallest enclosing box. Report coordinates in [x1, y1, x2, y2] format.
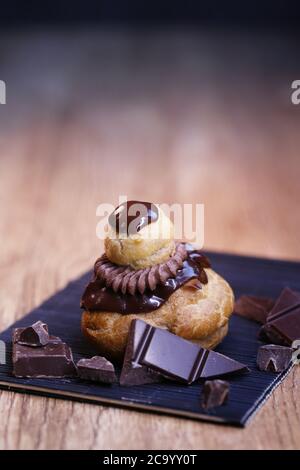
[105, 201, 175, 269]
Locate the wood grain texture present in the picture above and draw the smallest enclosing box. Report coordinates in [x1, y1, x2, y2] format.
[0, 29, 299, 449]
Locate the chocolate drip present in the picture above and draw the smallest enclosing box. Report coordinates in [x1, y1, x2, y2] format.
[81, 244, 210, 315]
[108, 200, 159, 235]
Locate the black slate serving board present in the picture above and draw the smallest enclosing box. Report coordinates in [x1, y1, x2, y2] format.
[0, 252, 298, 427]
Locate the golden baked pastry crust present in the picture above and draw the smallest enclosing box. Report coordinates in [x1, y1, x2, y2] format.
[104, 237, 175, 270]
[105, 205, 176, 269]
[81, 268, 234, 362]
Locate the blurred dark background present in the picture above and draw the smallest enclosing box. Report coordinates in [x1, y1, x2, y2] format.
[0, 0, 300, 29]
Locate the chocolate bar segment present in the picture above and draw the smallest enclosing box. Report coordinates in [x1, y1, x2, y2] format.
[199, 349, 249, 379]
[127, 320, 249, 384]
[259, 288, 300, 346]
[260, 303, 300, 346]
[234, 295, 274, 324]
[257, 344, 292, 372]
[16, 321, 50, 347]
[267, 287, 300, 320]
[12, 330, 77, 378]
[201, 380, 229, 409]
[120, 320, 162, 386]
[77, 356, 117, 384]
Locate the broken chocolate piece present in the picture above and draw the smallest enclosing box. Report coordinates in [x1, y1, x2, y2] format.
[267, 287, 300, 321]
[120, 320, 162, 386]
[12, 329, 76, 378]
[16, 321, 50, 347]
[201, 380, 229, 409]
[234, 295, 274, 324]
[259, 287, 300, 346]
[260, 302, 300, 346]
[13, 328, 60, 345]
[256, 344, 292, 372]
[77, 356, 117, 384]
[259, 288, 300, 346]
[124, 320, 249, 384]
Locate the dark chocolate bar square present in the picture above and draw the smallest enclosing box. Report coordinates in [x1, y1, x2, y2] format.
[13, 336, 77, 378]
[136, 320, 248, 384]
[140, 327, 202, 383]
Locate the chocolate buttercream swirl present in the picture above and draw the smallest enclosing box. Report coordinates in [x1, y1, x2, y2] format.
[94, 242, 188, 296]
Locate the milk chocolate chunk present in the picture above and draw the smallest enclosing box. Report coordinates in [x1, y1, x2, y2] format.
[12, 330, 76, 378]
[16, 321, 50, 347]
[234, 295, 274, 324]
[120, 320, 162, 386]
[257, 344, 292, 372]
[201, 380, 229, 409]
[124, 320, 249, 384]
[77, 356, 117, 384]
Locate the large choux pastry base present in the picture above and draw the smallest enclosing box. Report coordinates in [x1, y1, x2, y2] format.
[82, 268, 234, 362]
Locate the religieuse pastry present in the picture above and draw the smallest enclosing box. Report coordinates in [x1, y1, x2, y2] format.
[81, 201, 234, 361]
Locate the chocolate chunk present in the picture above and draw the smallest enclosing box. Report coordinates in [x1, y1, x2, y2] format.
[12, 330, 76, 378]
[123, 320, 249, 385]
[201, 380, 229, 409]
[234, 295, 274, 324]
[267, 287, 300, 320]
[77, 356, 117, 384]
[256, 344, 292, 372]
[260, 303, 300, 346]
[16, 321, 50, 347]
[259, 288, 300, 346]
[13, 328, 60, 345]
[120, 320, 162, 386]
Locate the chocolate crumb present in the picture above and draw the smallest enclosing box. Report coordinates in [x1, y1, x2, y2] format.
[201, 380, 229, 409]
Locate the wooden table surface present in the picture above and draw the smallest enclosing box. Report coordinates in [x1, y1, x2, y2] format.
[0, 29, 300, 450]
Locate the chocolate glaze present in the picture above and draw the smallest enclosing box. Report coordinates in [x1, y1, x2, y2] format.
[108, 200, 159, 235]
[81, 245, 210, 315]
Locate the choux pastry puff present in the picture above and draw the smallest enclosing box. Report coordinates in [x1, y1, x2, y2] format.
[81, 201, 234, 362]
